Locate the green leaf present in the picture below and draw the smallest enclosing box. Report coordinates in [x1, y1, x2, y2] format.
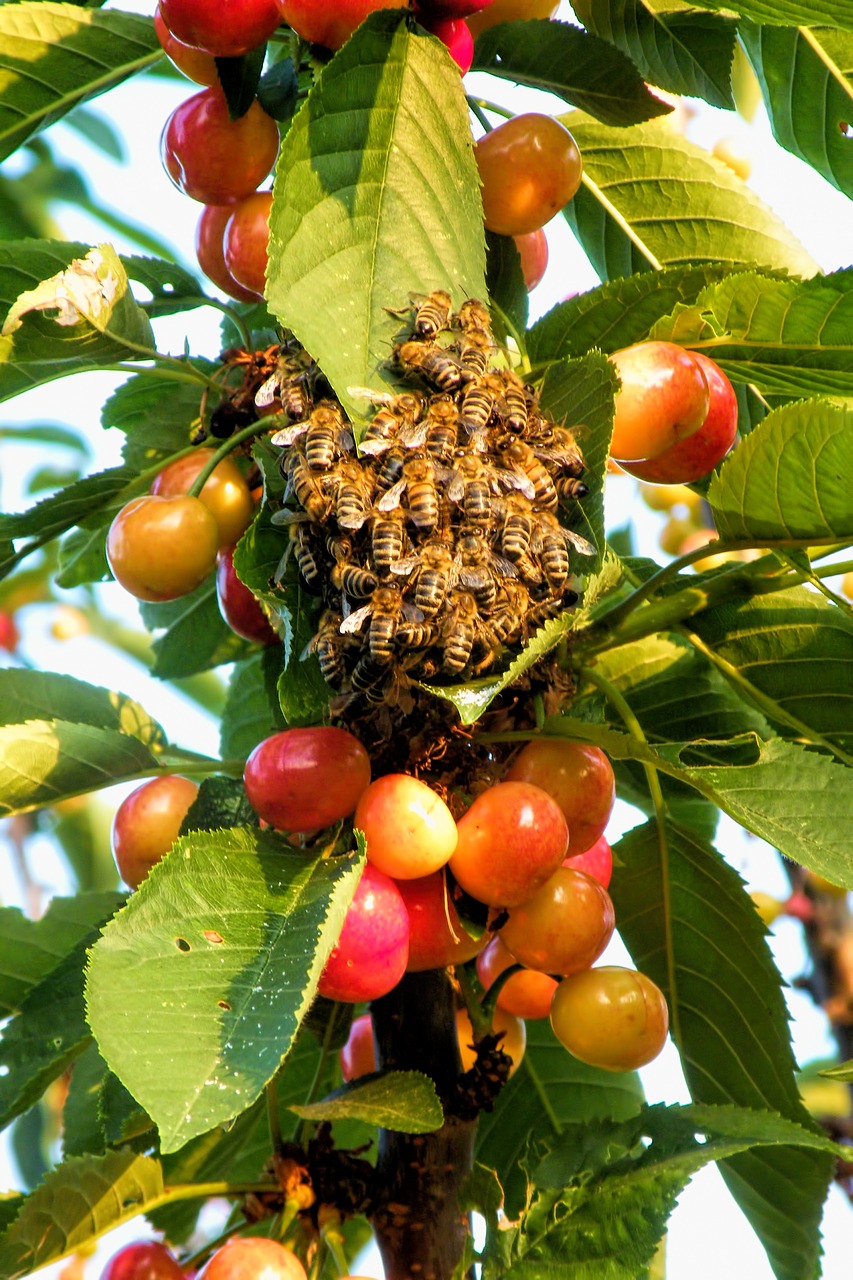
[0, 421, 90, 452]
[689, 585, 853, 756]
[562, 113, 818, 280]
[290, 1071, 443, 1133]
[0, 4, 160, 162]
[471, 17, 671, 124]
[266, 10, 486, 422]
[119, 254, 206, 321]
[0, 669, 165, 746]
[573, 0, 738, 110]
[85, 829, 364, 1152]
[181, 774, 259, 835]
[0, 893, 122, 1016]
[0, 466, 135, 545]
[708, 400, 853, 542]
[741, 23, 853, 199]
[528, 264, 735, 367]
[0, 720, 159, 817]
[611, 822, 834, 1280]
[102, 373, 204, 470]
[489, 1103, 838, 1280]
[653, 270, 853, 400]
[484, 232, 528, 345]
[140, 578, 254, 680]
[475, 1019, 644, 1216]
[219, 650, 287, 762]
[62, 1042, 107, 1158]
[0, 1152, 165, 1279]
[54, 523, 111, 588]
[681, 0, 853, 29]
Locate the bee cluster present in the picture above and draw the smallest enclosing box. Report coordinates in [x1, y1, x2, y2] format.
[268, 292, 592, 707]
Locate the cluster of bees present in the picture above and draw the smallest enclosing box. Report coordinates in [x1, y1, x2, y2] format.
[263, 292, 592, 706]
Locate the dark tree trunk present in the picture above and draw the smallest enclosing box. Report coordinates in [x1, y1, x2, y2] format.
[370, 970, 476, 1280]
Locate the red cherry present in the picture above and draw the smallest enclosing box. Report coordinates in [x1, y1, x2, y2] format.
[514, 228, 548, 290]
[154, 8, 218, 84]
[563, 833, 613, 888]
[0, 609, 20, 653]
[608, 341, 710, 463]
[195, 204, 263, 302]
[395, 872, 486, 971]
[500, 866, 615, 976]
[243, 727, 371, 832]
[161, 89, 279, 206]
[476, 935, 557, 1020]
[418, 15, 475, 72]
[158, 0, 282, 58]
[200, 1236, 306, 1280]
[505, 739, 615, 857]
[100, 1240, 185, 1280]
[340, 1012, 376, 1081]
[318, 864, 410, 1003]
[224, 191, 273, 298]
[216, 548, 279, 644]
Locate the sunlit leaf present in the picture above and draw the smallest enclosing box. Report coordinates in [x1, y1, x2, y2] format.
[290, 1071, 443, 1133]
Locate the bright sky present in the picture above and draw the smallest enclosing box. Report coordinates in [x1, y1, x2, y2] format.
[0, 3, 851, 1277]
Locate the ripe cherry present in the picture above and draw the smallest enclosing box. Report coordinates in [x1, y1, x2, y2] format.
[243, 727, 371, 832]
[340, 1012, 376, 1082]
[608, 341, 710, 463]
[200, 1236, 306, 1280]
[0, 609, 20, 653]
[475, 113, 582, 236]
[216, 547, 279, 644]
[504, 739, 615, 857]
[564, 833, 613, 889]
[467, 0, 558, 37]
[111, 776, 199, 889]
[450, 780, 568, 907]
[223, 191, 273, 299]
[195, 204, 262, 302]
[476, 935, 557, 1020]
[161, 89, 279, 205]
[514, 228, 548, 290]
[275, 0, 403, 49]
[107, 495, 220, 602]
[158, 0, 282, 59]
[355, 774, 458, 879]
[418, 15, 475, 72]
[100, 1240, 185, 1280]
[318, 864, 410, 1003]
[395, 872, 486, 971]
[500, 866, 615, 975]
[617, 351, 738, 484]
[154, 9, 218, 85]
[456, 1005, 526, 1075]
[550, 966, 669, 1071]
[152, 450, 255, 548]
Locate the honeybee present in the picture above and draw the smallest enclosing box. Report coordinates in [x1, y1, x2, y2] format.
[330, 460, 374, 531]
[459, 371, 502, 440]
[370, 508, 408, 572]
[349, 653, 391, 704]
[396, 619, 439, 649]
[378, 456, 441, 531]
[527, 591, 579, 634]
[393, 340, 463, 393]
[283, 449, 333, 521]
[499, 370, 529, 434]
[500, 439, 558, 510]
[289, 521, 321, 587]
[499, 492, 535, 562]
[413, 289, 453, 339]
[423, 396, 459, 463]
[309, 610, 347, 688]
[456, 298, 491, 332]
[532, 425, 585, 479]
[392, 538, 458, 616]
[255, 346, 315, 418]
[459, 326, 493, 378]
[374, 446, 406, 495]
[532, 512, 596, 591]
[340, 585, 416, 663]
[332, 562, 378, 599]
[350, 389, 426, 456]
[441, 591, 480, 674]
[456, 526, 517, 614]
[446, 452, 495, 527]
[556, 476, 590, 501]
[489, 581, 529, 645]
[271, 401, 351, 472]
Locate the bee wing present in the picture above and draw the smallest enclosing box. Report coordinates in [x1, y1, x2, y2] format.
[390, 554, 421, 577]
[360, 437, 395, 456]
[347, 385, 397, 406]
[338, 427, 355, 453]
[340, 603, 372, 634]
[398, 419, 429, 449]
[270, 508, 310, 527]
[497, 467, 535, 499]
[402, 601, 425, 624]
[270, 421, 310, 446]
[564, 528, 597, 557]
[446, 470, 465, 503]
[378, 477, 408, 512]
[255, 373, 281, 408]
[492, 553, 520, 578]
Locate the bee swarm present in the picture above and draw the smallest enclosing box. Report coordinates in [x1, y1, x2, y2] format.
[268, 293, 591, 707]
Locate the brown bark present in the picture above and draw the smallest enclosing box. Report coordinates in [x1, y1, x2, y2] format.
[370, 970, 476, 1280]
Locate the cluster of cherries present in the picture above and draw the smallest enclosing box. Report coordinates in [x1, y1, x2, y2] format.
[113, 726, 668, 1079]
[154, 0, 571, 302]
[99, 1235, 322, 1280]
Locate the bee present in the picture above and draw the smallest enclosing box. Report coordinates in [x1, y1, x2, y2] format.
[350, 389, 426, 456]
[556, 476, 590, 502]
[421, 395, 459, 464]
[283, 449, 333, 521]
[370, 508, 408, 573]
[258, 345, 316, 416]
[392, 538, 457, 616]
[326, 530, 353, 564]
[445, 452, 497, 527]
[500, 492, 535, 563]
[441, 591, 480, 674]
[396, 619, 439, 649]
[331, 460, 374, 530]
[309, 611, 347, 688]
[532, 511, 596, 591]
[527, 591, 579, 633]
[374, 446, 406, 495]
[459, 326, 493, 378]
[378, 456, 441, 531]
[289, 521, 321, 587]
[529, 425, 585, 479]
[456, 526, 517, 614]
[332, 562, 378, 599]
[489, 581, 529, 645]
[413, 289, 453, 339]
[393, 340, 464, 393]
[340, 585, 413, 664]
[499, 370, 529, 434]
[271, 401, 351, 472]
[350, 653, 391, 704]
[456, 298, 491, 332]
[458, 372, 501, 441]
[500, 439, 558, 510]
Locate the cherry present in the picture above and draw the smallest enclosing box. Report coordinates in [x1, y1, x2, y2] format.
[200, 1236, 306, 1280]
[106, 495, 220, 602]
[395, 872, 486, 971]
[450, 780, 568, 907]
[223, 191, 273, 299]
[0, 609, 20, 653]
[340, 1011, 376, 1081]
[504, 739, 615, 857]
[196, 204, 264, 302]
[154, 9, 218, 85]
[475, 113, 582, 236]
[564, 833, 613, 889]
[550, 966, 669, 1071]
[476, 935, 557, 1020]
[111, 776, 199, 889]
[417, 15, 475, 72]
[514, 228, 548, 290]
[467, 0, 558, 36]
[499, 866, 615, 975]
[243, 727, 371, 832]
[152, 450, 256, 547]
[608, 341, 710, 463]
[216, 547, 279, 644]
[418, 0, 495, 16]
[617, 351, 738, 484]
[161, 89, 279, 206]
[158, 0, 282, 59]
[455, 1005, 525, 1074]
[100, 1240, 185, 1280]
[275, 0, 404, 49]
[318, 864, 410, 1003]
[354, 774, 458, 879]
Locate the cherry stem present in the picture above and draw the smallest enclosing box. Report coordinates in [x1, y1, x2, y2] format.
[187, 415, 279, 498]
[456, 959, 490, 1036]
[467, 96, 514, 125]
[320, 1224, 350, 1277]
[479, 963, 524, 1025]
